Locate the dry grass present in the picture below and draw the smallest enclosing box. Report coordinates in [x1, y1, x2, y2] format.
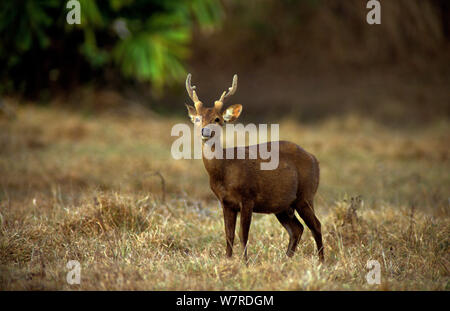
[0, 105, 449, 290]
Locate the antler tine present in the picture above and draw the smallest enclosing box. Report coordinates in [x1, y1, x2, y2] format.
[186, 73, 200, 103]
[218, 74, 238, 103]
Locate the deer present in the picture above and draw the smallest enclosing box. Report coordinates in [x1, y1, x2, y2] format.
[184, 73, 324, 263]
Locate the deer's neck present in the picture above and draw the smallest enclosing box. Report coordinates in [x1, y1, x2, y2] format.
[201, 142, 224, 178]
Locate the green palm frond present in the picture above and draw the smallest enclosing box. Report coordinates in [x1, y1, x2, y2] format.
[0, 0, 224, 94]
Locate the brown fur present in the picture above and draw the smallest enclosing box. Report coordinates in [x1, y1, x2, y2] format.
[185, 75, 324, 262]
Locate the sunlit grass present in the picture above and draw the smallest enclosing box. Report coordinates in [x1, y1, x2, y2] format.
[0, 106, 448, 290]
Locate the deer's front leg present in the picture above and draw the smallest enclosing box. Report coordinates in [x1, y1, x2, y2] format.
[239, 201, 253, 262]
[223, 206, 237, 257]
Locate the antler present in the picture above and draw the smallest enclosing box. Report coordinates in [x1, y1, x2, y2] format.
[186, 73, 202, 111]
[215, 74, 238, 111]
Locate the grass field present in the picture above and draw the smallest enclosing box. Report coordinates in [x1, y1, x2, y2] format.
[0, 105, 449, 290]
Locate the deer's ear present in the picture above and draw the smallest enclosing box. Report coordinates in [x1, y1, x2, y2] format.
[185, 104, 197, 123]
[222, 104, 242, 122]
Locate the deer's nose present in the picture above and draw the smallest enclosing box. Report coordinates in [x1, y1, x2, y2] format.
[201, 127, 211, 137]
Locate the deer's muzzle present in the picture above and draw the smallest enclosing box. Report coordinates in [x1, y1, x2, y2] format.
[201, 127, 212, 139]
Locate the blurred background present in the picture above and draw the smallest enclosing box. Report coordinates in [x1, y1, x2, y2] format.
[1, 0, 449, 124]
[0, 0, 449, 205]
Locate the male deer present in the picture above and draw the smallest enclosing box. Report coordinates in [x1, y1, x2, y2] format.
[184, 73, 324, 262]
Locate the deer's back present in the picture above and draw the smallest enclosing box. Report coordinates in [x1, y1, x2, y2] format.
[210, 141, 319, 213]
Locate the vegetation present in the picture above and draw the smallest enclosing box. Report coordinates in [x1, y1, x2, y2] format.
[0, 0, 223, 95]
[0, 106, 448, 290]
[0, 0, 448, 291]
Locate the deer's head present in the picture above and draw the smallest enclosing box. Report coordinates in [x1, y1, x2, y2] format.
[185, 74, 242, 140]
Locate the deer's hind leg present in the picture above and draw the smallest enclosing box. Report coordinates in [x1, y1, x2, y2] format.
[295, 200, 324, 262]
[275, 209, 304, 257]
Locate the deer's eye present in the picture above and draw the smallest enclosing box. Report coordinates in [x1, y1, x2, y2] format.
[214, 117, 220, 123]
